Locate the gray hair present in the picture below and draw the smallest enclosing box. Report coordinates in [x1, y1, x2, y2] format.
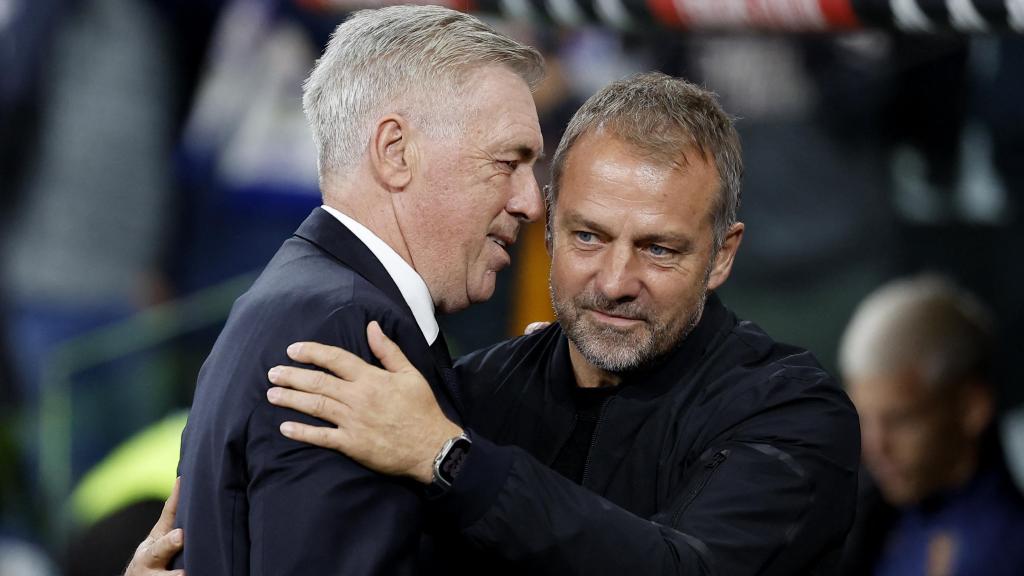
[839, 275, 995, 391]
[302, 5, 544, 181]
[546, 72, 743, 253]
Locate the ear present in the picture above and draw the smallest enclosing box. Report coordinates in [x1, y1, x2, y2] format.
[707, 222, 744, 292]
[369, 114, 413, 191]
[960, 380, 994, 440]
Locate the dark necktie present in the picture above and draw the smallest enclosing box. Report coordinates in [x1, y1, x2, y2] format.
[428, 330, 463, 418]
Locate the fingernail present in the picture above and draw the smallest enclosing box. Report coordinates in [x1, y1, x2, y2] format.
[280, 422, 295, 436]
[287, 343, 302, 356]
[267, 387, 280, 402]
[171, 529, 183, 545]
[268, 367, 281, 382]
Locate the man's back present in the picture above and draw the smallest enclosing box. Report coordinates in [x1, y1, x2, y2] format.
[175, 209, 458, 574]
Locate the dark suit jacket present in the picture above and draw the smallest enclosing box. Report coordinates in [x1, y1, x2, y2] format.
[174, 207, 461, 574]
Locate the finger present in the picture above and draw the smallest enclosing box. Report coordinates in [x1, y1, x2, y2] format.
[268, 365, 351, 399]
[367, 321, 415, 374]
[149, 477, 180, 540]
[286, 341, 368, 381]
[267, 387, 349, 423]
[144, 528, 184, 567]
[524, 321, 551, 335]
[280, 420, 349, 451]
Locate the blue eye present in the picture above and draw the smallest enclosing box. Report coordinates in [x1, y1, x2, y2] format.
[575, 231, 595, 243]
[648, 244, 672, 257]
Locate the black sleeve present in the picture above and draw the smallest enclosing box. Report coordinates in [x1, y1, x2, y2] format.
[440, 376, 860, 575]
[244, 305, 423, 575]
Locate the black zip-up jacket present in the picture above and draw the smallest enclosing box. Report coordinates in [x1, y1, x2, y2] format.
[435, 293, 860, 575]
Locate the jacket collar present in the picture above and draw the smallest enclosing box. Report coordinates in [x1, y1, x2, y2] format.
[549, 292, 735, 401]
[293, 207, 414, 321]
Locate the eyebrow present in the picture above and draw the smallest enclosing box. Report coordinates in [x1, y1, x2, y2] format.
[636, 232, 694, 253]
[503, 144, 543, 163]
[563, 211, 694, 252]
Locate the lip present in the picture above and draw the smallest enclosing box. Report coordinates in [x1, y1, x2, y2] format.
[487, 235, 512, 268]
[488, 232, 516, 248]
[588, 308, 644, 327]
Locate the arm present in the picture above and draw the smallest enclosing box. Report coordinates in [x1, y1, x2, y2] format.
[268, 331, 858, 575]
[243, 311, 424, 575]
[457, 430, 856, 575]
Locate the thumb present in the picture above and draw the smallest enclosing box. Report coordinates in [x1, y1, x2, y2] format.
[367, 321, 414, 373]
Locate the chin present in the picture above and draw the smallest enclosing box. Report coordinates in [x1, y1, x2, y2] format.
[468, 275, 498, 305]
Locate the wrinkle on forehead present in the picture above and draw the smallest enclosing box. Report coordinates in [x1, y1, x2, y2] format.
[559, 134, 718, 237]
[588, 159, 675, 199]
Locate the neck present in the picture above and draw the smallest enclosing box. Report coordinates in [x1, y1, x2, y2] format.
[567, 340, 623, 389]
[323, 178, 415, 270]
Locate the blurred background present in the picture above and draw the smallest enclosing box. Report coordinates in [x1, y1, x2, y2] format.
[1, 0, 1022, 573]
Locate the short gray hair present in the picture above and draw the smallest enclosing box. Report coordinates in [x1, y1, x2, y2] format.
[546, 72, 743, 252]
[303, 5, 544, 180]
[839, 275, 995, 391]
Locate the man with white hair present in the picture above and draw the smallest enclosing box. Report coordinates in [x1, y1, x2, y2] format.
[838, 275, 1024, 576]
[165, 6, 545, 573]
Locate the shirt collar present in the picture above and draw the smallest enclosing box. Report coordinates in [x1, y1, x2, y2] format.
[320, 205, 439, 345]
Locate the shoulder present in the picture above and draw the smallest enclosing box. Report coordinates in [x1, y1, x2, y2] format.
[694, 316, 861, 468]
[241, 237, 394, 318]
[455, 323, 561, 389]
[453, 324, 566, 422]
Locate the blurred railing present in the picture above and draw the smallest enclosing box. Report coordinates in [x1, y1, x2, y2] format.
[299, 0, 1024, 33]
[37, 272, 258, 544]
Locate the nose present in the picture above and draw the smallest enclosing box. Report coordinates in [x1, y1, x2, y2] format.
[595, 243, 642, 302]
[507, 168, 544, 223]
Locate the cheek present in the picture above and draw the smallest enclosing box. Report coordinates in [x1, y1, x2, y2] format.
[888, 425, 939, 470]
[646, 272, 701, 312]
[550, 252, 592, 294]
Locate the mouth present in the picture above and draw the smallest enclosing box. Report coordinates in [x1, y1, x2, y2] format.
[488, 231, 516, 250]
[587, 308, 645, 327]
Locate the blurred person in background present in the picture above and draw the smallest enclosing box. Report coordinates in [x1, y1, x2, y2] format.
[0, 0, 219, 565]
[838, 275, 1024, 576]
[1, 0, 222, 515]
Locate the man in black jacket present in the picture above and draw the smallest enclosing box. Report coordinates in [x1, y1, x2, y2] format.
[131, 74, 860, 574]
[260, 73, 861, 575]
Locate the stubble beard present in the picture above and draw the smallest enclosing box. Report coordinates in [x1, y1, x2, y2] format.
[550, 274, 709, 374]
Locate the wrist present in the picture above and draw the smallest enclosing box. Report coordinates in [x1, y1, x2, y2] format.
[413, 421, 464, 484]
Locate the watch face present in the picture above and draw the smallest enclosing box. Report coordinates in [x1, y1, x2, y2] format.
[439, 438, 471, 485]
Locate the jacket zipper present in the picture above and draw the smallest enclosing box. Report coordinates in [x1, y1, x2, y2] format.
[671, 449, 730, 526]
[580, 397, 613, 487]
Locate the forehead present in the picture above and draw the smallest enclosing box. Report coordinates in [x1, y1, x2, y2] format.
[460, 66, 543, 153]
[556, 133, 718, 229]
[848, 370, 931, 412]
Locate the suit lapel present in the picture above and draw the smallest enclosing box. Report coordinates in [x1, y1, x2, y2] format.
[293, 208, 466, 416]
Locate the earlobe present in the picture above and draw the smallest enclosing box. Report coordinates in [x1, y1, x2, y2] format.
[371, 115, 412, 191]
[707, 222, 744, 291]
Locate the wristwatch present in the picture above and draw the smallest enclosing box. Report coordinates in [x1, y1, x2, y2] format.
[426, 431, 472, 498]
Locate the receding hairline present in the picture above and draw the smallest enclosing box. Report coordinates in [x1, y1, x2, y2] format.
[558, 125, 723, 208]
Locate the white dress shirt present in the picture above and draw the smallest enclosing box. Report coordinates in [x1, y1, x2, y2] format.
[320, 205, 439, 345]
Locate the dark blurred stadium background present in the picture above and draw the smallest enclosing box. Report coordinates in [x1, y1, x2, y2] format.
[1, 0, 1022, 572]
